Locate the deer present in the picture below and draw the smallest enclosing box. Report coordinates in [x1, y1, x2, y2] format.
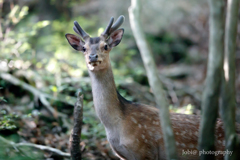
[65, 15, 232, 160]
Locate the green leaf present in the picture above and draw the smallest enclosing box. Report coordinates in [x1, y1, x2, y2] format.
[51, 86, 58, 93]
[0, 97, 7, 102]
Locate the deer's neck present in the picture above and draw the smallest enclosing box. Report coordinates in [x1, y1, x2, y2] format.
[89, 65, 124, 129]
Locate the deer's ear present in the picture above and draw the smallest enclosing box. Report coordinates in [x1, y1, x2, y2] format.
[107, 29, 124, 47]
[65, 34, 85, 52]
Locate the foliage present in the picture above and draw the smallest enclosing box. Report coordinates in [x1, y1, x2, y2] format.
[0, 110, 18, 130]
[0, 5, 50, 65]
[0, 0, 209, 159]
[0, 107, 39, 132]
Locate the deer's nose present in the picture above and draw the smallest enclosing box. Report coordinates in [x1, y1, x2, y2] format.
[89, 54, 98, 62]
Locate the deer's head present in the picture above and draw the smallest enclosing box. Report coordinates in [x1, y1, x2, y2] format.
[65, 16, 124, 71]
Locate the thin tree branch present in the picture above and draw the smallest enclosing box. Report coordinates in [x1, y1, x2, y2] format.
[198, 0, 225, 159]
[129, 0, 177, 159]
[220, 0, 240, 159]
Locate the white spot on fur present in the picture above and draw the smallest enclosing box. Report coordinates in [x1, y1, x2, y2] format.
[181, 131, 186, 136]
[144, 125, 147, 128]
[194, 131, 198, 136]
[181, 143, 186, 148]
[155, 134, 162, 140]
[142, 134, 145, 139]
[138, 124, 142, 128]
[148, 131, 152, 136]
[131, 117, 137, 124]
[144, 139, 148, 143]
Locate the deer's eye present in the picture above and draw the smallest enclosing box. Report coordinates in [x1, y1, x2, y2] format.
[82, 47, 86, 52]
[104, 45, 108, 51]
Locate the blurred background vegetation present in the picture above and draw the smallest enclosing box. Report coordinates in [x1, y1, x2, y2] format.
[0, 0, 240, 159]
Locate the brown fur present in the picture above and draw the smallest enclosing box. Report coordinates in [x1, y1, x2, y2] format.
[121, 102, 225, 160]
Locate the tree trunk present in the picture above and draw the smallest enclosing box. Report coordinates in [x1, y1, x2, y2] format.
[198, 0, 225, 159]
[129, 0, 177, 159]
[220, 0, 240, 159]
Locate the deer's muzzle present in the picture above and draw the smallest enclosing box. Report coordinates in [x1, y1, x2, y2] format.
[89, 54, 98, 62]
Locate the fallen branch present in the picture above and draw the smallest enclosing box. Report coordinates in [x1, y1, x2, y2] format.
[0, 72, 74, 127]
[70, 92, 83, 160]
[159, 75, 202, 104]
[0, 135, 70, 158]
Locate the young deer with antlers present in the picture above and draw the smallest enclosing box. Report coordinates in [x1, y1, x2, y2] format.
[65, 16, 228, 160]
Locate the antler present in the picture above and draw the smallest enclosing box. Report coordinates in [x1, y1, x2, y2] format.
[72, 16, 124, 40]
[101, 17, 114, 38]
[110, 15, 125, 33]
[101, 15, 125, 39]
[73, 21, 89, 40]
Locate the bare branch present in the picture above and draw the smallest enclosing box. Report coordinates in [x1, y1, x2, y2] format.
[70, 92, 83, 160]
[198, 0, 225, 159]
[129, 0, 178, 159]
[220, 0, 240, 159]
[0, 135, 70, 158]
[0, 72, 74, 128]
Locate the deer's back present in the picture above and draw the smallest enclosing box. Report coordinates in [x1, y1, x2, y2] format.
[117, 102, 226, 160]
